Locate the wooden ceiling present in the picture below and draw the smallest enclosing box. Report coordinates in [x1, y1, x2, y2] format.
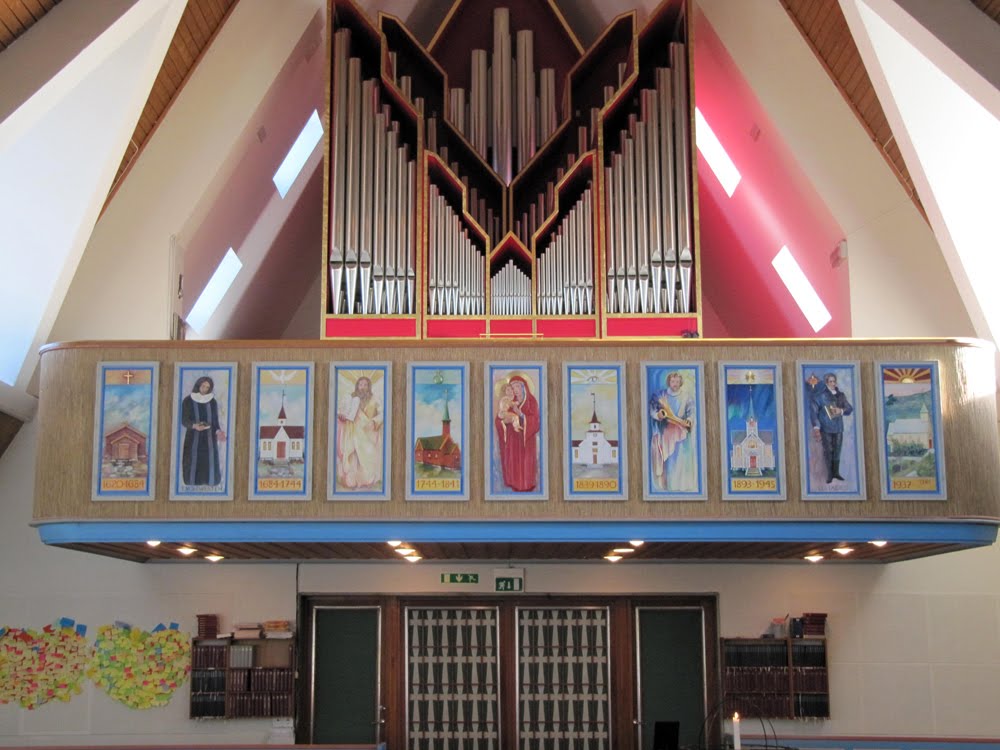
[107, 0, 238, 196]
[57, 539, 970, 565]
[779, 0, 924, 216]
[0, 0, 59, 53]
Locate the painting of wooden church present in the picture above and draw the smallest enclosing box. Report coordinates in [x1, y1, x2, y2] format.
[414, 394, 461, 470]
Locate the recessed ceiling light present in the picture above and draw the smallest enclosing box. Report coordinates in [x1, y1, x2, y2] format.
[404, 555, 422, 562]
[613, 548, 635, 554]
[833, 546, 854, 555]
[629, 540, 644, 547]
[804, 554, 824, 563]
[870, 540, 888, 547]
[205, 554, 224, 562]
[177, 546, 197, 556]
[395, 547, 416, 556]
[604, 554, 623, 562]
[146, 540, 161, 547]
[387, 540, 403, 547]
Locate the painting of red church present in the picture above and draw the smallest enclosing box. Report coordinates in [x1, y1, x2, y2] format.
[406, 363, 469, 501]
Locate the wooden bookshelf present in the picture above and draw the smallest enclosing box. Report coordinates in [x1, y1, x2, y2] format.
[190, 638, 295, 720]
[721, 637, 829, 719]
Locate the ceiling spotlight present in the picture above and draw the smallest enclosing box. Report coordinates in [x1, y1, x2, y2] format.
[387, 540, 402, 547]
[404, 555, 422, 562]
[395, 547, 416, 556]
[604, 554, 623, 562]
[869, 540, 888, 547]
[177, 546, 197, 556]
[804, 554, 824, 563]
[833, 546, 854, 555]
[146, 540, 161, 548]
[629, 540, 645, 547]
[205, 554, 224, 562]
[612, 548, 635, 554]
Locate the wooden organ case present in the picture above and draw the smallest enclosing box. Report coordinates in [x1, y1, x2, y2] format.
[322, 0, 701, 340]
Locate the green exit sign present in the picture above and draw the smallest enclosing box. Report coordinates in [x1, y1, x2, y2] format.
[440, 573, 479, 584]
[494, 568, 525, 592]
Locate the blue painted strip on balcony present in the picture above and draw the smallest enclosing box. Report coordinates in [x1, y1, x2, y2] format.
[35, 519, 998, 546]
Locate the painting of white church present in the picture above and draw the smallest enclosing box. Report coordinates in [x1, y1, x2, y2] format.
[250, 363, 314, 500]
[719, 362, 785, 500]
[876, 362, 946, 500]
[564, 364, 628, 501]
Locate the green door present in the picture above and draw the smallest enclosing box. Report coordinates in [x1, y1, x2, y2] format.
[312, 607, 382, 744]
[635, 607, 706, 750]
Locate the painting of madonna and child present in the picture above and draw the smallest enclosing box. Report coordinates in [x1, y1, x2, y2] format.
[485, 364, 547, 501]
[796, 361, 866, 500]
[406, 363, 470, 501]
[329, 363, 391, 501]
[169, 363, 236, 501]
[640, 363, 707, 500]
[564, 364, 628, 501]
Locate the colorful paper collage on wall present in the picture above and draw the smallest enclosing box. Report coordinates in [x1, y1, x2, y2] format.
[406, 362, 470, 501]
[88, 623, 190, 710]
[719, 362, 786, 500]
[249, 362, 315, 501]
[0, 620, 190, 711]
[796, 361, 866, 500]
[874, 361, 947, 500]
[485, 363, 547, 501]
[640, 362, 708, 500]
[92, 362, 159, 501]
[563, 363, 628, 501]
[329, 362, 392, 501]
[0, 620, 90, 709]
[170, 362, 238, 501]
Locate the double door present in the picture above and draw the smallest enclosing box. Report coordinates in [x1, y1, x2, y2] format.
[302, 596, 718, 750]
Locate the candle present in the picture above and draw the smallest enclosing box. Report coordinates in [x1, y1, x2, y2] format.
[733, 712, 741, 750]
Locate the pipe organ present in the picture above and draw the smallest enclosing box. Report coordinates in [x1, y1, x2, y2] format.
[324, 0, 700, 340]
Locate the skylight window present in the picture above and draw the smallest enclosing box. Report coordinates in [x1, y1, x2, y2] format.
[694, 107, 742, 197]
[771, 246, 831, 332]
[272, 109, 323, 198]
[186, 248, 242, 333]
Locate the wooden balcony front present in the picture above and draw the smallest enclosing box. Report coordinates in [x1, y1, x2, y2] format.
[33, 338, 1000, 563]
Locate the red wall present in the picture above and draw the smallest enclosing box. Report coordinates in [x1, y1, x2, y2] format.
[694, 10, 851, 338]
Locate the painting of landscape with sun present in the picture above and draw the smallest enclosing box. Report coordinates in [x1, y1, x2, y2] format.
[329, 362, 392, 501]
[875, 361, 946, 500]
[406, 362, 469, 501]
[718, 362, 786, 500]
[249, 362, 314, 501]
[564, 363, 627, 501]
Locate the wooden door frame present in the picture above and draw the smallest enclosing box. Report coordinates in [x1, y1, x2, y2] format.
[301, 593, 720, 750]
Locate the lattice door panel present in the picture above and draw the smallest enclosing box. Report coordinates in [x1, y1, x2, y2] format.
[517, 607, 611, 750]
[407, 607, 501, 750]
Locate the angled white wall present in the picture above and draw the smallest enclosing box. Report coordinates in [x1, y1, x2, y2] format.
[0, 0, 185, 416]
